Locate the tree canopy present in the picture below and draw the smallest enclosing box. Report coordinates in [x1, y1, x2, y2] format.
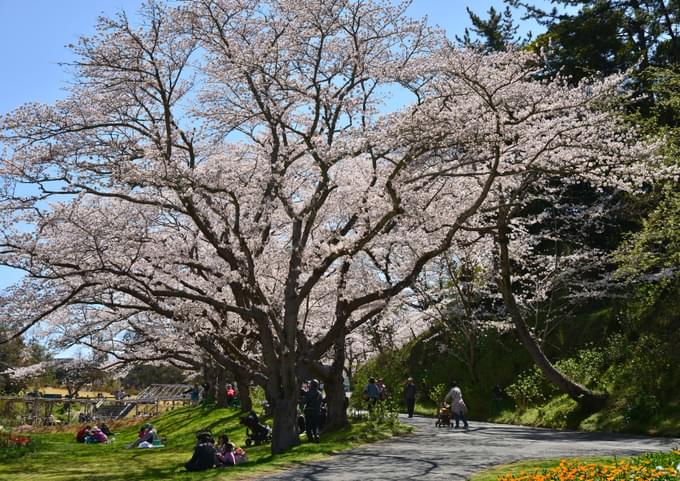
[0, 0, 666, 453]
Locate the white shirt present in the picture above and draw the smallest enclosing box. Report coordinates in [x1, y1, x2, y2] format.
[444, 386, 466, 414]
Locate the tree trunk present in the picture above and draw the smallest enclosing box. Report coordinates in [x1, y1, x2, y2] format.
[234, 371, 253, 412]
[215, 369, 228, 408]
[266, 355, 301, 454]
[311, 336, 349, 431]
[496, 211, 607, 409]
[269, 394, 300, 454]
[322, 371, 349, 431]
[202, 361, 216, 403]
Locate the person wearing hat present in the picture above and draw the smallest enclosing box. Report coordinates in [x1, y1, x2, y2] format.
[185, 431, 217, 471]
[91, 426, 109, 443]
[302, 379, 323, 443]
[404, 377, 418, 418]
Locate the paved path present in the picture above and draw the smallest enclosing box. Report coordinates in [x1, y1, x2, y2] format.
[260, 415, 680, 480]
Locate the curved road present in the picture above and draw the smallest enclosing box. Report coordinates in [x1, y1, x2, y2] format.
[260, 415, 680, 480]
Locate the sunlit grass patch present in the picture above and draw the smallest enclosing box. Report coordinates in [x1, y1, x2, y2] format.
[0, 405, 408, 481]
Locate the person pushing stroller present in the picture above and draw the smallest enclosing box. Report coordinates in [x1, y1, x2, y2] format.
[443, 381, 469, 429]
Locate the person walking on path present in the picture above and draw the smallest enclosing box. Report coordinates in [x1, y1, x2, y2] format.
[377, 378, 388, 401]
[444, 381, 469, 429]
[303, 379, 323, 443]
[363, 377, 381, 409]
[404, 377, 417, 418]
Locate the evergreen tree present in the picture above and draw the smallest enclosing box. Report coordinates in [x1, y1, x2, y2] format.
[507, 0, 680, 82]
[458, 6, 528, 51]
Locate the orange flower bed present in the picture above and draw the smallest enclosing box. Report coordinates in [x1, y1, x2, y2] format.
[499, 451, 680, 481]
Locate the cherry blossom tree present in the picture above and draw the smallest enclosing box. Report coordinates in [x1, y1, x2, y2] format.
[407, 240, 502, 383]
[6, 358, 103, 399]
[446, 183, 646, 407]
[0, 0, 661, 452]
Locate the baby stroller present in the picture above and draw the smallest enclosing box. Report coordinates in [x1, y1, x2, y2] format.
[435, 403, 452, 428]
[240, 411, 272, 447]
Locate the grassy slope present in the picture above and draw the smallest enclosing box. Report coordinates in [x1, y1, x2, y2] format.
[1, 405, 407, 481]
[492, 395, 680, 437]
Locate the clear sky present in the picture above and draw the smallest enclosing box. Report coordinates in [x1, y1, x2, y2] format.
[0, 0, 553, 114]
[0, 0, 552, 291]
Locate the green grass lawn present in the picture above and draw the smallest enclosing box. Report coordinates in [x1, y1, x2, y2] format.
[0, 405, 408, 481]
[412, 401, 437, 417]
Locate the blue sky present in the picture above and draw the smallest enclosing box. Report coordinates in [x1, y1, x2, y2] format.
[0, 0, 553, 114]
[0, 0, 553, 291]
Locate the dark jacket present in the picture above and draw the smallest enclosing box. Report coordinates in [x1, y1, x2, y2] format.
[185, 442, 217, 472]
[303, 387, 323, 413]
[76, 427, 90, 443]
[364, 382, 380, 400]
[404, 382, 417, 400]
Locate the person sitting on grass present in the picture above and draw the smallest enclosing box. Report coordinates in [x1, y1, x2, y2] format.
[100, 422, 114, 437]
[216, 434, 231, 463]
[90, 426, 108, 444]
[216, 434, 247, 467]
[76, 425, 92, 443]
[234, 445, 247, 464]
[185, 431, 217, 472]
[126, 423, 160, 448]
[217, 439, 236, 466]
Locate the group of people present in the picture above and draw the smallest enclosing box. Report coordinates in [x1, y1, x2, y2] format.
[363, 377, 389, 407]
[185, 431, 247, 472]
[74, 421, 165, 449]
[184, 382, 239, 406]
[363, 375, 421, 420]
[76, 422, 158, 447]
[71, 375, 469, 470]
[78, 412, 92, 423]
[364, 376, 469, 429]
[75, 423, 114, 444]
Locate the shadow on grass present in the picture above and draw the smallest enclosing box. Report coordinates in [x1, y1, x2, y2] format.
[1, 406, 406, 481]
[123, 406, 245, 448]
